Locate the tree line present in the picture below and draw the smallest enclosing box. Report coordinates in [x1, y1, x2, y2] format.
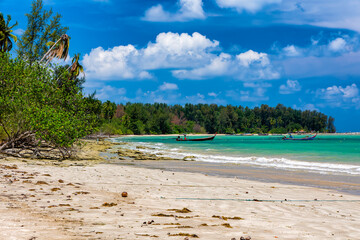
[99, 102, 336, 135]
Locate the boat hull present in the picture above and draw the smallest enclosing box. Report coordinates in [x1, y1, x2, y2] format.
[176, 135, 216, 142]
[282, 134, 317, 141]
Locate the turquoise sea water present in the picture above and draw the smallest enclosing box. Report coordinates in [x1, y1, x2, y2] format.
[114, 134, 360, 175]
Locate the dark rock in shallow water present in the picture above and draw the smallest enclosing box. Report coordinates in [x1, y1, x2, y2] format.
[136, 146, 148, 149]
[183, 156, 196, 161]
[117, 147, 179, 161]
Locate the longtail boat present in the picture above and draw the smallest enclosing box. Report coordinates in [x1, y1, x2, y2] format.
[282, 133, 317, 141]
[176, 133, 217, 142]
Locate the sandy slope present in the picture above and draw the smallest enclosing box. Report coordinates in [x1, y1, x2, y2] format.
[1, 141, 360, 240]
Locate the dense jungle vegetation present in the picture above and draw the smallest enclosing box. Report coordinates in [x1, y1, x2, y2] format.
[99, 102, 336, 135]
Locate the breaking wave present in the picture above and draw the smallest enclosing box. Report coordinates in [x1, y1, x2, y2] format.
[115, 140, 360, 176]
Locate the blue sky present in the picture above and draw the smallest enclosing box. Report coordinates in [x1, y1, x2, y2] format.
[2, 0, 360, 132]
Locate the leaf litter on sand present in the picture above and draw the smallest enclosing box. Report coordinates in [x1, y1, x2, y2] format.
[222, 223, 232, 228]
[35, 181, 48, 185]
[212, 215, 243, 220]
[167, 232, 199, 238]
[102, 202, 117, 207]
[167, 208, 192, 213]
[152, 213, 198, 218]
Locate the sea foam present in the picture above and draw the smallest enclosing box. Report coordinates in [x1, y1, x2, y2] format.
[119, 140, 360, 176]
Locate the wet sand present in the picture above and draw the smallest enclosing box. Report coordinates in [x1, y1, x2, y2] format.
[116, 160, 360, 196]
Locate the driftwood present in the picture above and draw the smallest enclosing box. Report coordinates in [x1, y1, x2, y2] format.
[0, 131, 74, 160]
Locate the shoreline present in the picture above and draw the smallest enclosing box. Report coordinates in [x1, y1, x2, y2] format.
[110, 159, 360, 196]
[95, 132, 360, 138]
[1, 139, 360, 239]
[107, 136, 360, 195]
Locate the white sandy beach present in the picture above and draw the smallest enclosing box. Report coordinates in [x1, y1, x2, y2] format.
[1, 141, 360, 240]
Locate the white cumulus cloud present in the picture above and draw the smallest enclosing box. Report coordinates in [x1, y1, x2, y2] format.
[276, 35, 357, 59]
[143, 5, 171, 22]
[282, 45, 301, 57]
[159, 82, 179, 91]
[208, 92, 220, 97]
[143, 0, 205, 22]
[142, 32, 219, 70]
[328, 38, 348, 52]
[276, 35, 360, 78]
[83, 32, 279, 82]
[279, 80, 301, 94]
[316, 83, 360, 108]
[82, 32, 218, 80]
[237, 50, 270, 67]
[82, 44, 151, 80]
[95, 85, 127, 101]
[320, 84, 358, 99]
[173, 50, 279, 80]
[173, 53, 232, 80]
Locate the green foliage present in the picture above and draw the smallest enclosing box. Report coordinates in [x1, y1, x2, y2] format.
[327, 116, 336, 133]
[286, 122, 303, 133]
[99, 119, 123, 135]
[225, 127, 235, 134]
[102, 101, 117, 121]
[269, 127, 287, 134]
[0, 8, 98, 159]
[54, 64, 85, 91]
[0, 52, 97, 151]
[16, 0, 68, 62]
[0, 127, 6, 140]
[97, 103, 335, 135]
[185, 121, 195, 133]
[0, 13, 18, 52]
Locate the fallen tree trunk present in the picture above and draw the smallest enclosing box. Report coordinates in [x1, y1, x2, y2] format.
[0, 131, 74, 160]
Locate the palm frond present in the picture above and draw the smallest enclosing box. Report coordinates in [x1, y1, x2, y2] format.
[5, 15, 11, 27]
[68, 53, 84, 79]
[5, 15, 18, 29]
[42, 34, 70, 63]
[0, 13, 5, 28]
[9, 33, 17, 42]
[0, 13, 17, 52]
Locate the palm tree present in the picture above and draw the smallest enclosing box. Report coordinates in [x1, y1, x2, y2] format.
[0, 13, 18, 52]
[69, 53, 84, 80]
[56, 53, 85, 88]
[40, 33, 70, 64]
